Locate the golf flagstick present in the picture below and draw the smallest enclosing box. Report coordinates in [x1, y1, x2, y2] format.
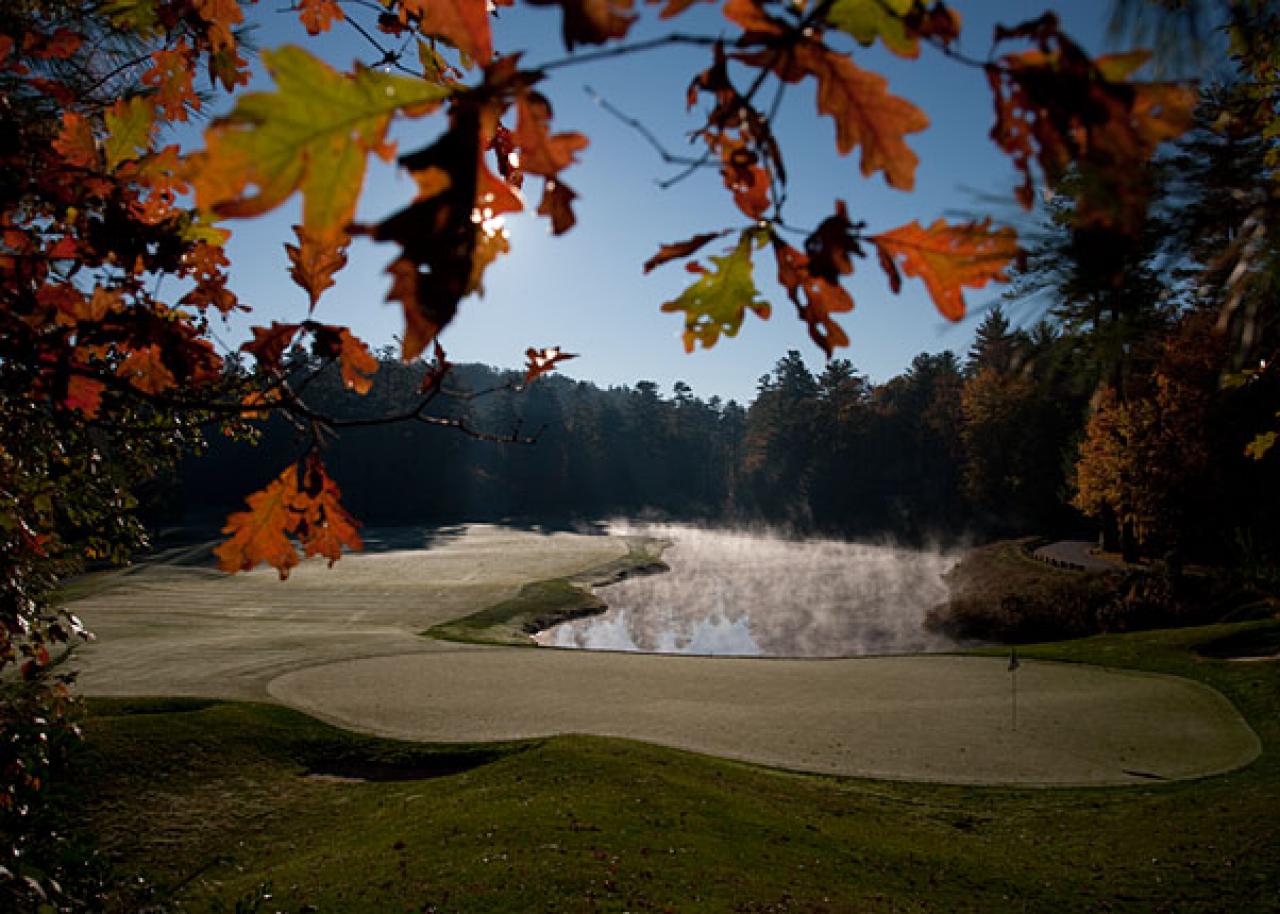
[1008, 647, 1020, 731]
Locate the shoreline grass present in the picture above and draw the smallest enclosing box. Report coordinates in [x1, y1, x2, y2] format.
[423, 536, 670, 646]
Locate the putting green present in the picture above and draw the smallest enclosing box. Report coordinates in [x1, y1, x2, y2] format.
[268, 650, 1260, 786]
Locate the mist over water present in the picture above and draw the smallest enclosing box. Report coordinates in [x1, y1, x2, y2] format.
[535, 524, 962, 657]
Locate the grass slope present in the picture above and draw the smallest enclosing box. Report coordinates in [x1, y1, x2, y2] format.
[62, 621, 1280, 913]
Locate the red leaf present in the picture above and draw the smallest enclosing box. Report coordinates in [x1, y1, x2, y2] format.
[772, 237, 853, 357]
[513, 93, 589, 178]
[64, 375, 104, 418]
[524, 346, 577, 383]
[643, 231, 727, 273]
[524, 0, 636, 51]
[537, 179, 579, 235]
[243, 322, 303, 369]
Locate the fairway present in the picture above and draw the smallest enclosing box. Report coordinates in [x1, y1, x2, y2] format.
[73, 525, 1261, 786]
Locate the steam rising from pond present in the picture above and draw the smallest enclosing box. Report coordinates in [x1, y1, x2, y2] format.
[535, 524, 962, 657]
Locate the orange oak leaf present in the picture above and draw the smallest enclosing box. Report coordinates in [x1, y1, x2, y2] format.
[295, 454, 363, 567]
[524, 346, 577, 383]
[298, 0, 346, 35]
[872, 218, 1019, 321]
[53, 112, 98, 169]
[215, 466, 304, 578]
[736, 40, 928, 190]
[286, 226, 349, 310]
[192, 0, 244, 53]
[525, 0, 636, 50]
[401, 0, 493, 65]
[794, 43, 927, 190]
[312, 325, 379, 394]
[216, 454, 363, 578]
[142, 42, 198, 120]
[242, 322, 303, 369]
[772, 237, 853, 356]
[643, 231, 728, 273]
[117, 344, 178, 395]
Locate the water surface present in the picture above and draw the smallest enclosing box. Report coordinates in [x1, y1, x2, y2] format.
[534, 525, 959, 657]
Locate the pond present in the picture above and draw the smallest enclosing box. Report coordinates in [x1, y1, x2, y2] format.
[533, 525, 961, 657]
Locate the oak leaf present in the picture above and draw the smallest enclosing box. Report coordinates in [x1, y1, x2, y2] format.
[772, 237, 854, 356]
[402, 0, 493, 65]
[215, 467, 304, 578]
[189, 46, 451, 242]
[216, 455, 363, 578]
[524, 346, 578, 383]
[142, 42, 198, 120]
[825, 0, 919, 58]
[286, 226, 349, 310]
[737, 41, 928, 190]
[537, 179, 578, 235]
[872, 218, 1019, 321]
[660, 231, 770, 352]
[297, 0, 346, 35]
[64, 375, 105, 419]
[117, 344, 178, 395]
[525, 0, 636, 51]
[643, 231, 727, 273]
[312, 326, 379, 394]
[513, 93, 589, 178]
[104, 97, 155, 170]
[54, 112, 99, 169]
[242, 322, 303, 369]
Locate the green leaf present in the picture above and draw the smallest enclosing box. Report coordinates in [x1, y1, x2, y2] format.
[660, 231, 771, 351]
[104, 97, 155, 169]
[190, 45, 451, 241]
[825, 0, 918, 58]
[102, 0, 160, 36]
[1245, 430, 1277, 460]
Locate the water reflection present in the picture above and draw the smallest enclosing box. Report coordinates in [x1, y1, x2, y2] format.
[534, 524, 960, 657]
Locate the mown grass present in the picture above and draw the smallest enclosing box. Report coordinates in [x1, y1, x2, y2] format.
[60, 619, 1280, 913]
[425, 538, 669, 646]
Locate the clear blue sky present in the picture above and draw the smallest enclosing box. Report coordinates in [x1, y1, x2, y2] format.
[201, 0, 1131, 404]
